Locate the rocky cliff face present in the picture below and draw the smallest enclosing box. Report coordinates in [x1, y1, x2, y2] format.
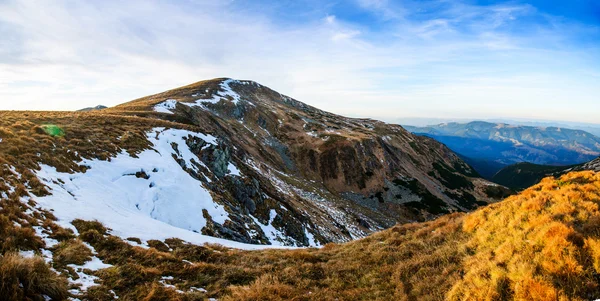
[109, 78, 507, 246]
[574, 157, 600, 172]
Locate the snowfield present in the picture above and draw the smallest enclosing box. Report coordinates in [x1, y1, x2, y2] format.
[34, 128, 291, 250]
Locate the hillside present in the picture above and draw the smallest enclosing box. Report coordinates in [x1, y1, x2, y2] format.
[492, 162, 574, 190]
[493, 157, 600, 190]
[404, 121, 600, 178]
[576, 157, 600, 172]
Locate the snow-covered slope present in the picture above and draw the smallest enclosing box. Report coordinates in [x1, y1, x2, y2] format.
[33, 128, 293, 250]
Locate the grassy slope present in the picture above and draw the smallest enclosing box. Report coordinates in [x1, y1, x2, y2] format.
[2, 110, 600, 300]
[492, 162, 574, 190]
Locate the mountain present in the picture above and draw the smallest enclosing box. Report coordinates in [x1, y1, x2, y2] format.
[77, 105, 108, 112]
[404, 121, 600, 178]
[0, 77, 513, 298]
[492, 156, 600, 190]
[397, 117, 600, 137]
[0, 78, 506, 249]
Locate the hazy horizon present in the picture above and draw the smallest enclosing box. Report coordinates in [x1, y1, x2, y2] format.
[1, 0, 599, 124]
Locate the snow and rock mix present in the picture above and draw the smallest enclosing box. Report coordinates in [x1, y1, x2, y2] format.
[34, 128, 288, 250]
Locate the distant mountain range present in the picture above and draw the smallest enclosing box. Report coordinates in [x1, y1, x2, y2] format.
[77, 105, 108, 112]
[397, 117, 600, 137]
[404, 121, 600, 179]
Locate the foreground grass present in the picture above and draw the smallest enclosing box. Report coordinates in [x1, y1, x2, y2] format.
[70, 213, 467, 301]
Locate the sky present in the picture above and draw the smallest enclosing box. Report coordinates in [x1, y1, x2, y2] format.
[1, 0, 599, 124]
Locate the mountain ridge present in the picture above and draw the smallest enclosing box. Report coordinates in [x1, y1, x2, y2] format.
[492, 156, 600, 190]
[77, 105, 108, 112]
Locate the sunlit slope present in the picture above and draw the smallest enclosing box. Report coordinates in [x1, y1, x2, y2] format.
[218, 171, 600, 300]
[449, 170, 600, 300]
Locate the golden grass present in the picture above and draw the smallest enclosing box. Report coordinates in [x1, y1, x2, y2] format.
[450, 171, 600, 301]
[0, 253, 69, 300]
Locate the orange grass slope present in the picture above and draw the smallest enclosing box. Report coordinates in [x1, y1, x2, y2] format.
[448, 170, 600, 301]
[223, 171, 600, 301]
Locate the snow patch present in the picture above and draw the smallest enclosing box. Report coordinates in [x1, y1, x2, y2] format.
[227, 162, 241, 176]
[250, 210, 288, 247]
[185, 79, 244, 107]
[154, 99, 178, 114]
[304, 227, 320, 247]
[307, 131, 319, 138]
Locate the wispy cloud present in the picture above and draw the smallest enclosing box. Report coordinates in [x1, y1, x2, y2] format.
[0, 0, 598, 124]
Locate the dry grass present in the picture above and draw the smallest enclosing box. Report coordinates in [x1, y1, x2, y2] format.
[450, 171, 600, 301]
[74, 213, 468, 300]
[0, 111, 201, 174]
[0, 253, 69, 300]
[52, 239, 93, 267]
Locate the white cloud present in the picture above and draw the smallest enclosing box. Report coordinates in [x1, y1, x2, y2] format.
[325, 15, 336, 24]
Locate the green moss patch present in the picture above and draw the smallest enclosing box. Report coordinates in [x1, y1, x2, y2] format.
[41, 124, 65, 137]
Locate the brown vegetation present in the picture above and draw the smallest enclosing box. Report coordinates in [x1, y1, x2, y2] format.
[0, 253, 69, 300]
[450, 171, 600, 301]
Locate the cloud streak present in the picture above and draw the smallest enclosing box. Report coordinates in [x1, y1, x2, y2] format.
[0, 0, 598, 124]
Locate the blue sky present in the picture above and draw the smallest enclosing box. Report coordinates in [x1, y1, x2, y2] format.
[0, 0, 599, 124]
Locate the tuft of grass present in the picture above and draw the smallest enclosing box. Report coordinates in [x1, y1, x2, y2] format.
[52, 239, 93, 267]
[0, 253, 69, 300]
